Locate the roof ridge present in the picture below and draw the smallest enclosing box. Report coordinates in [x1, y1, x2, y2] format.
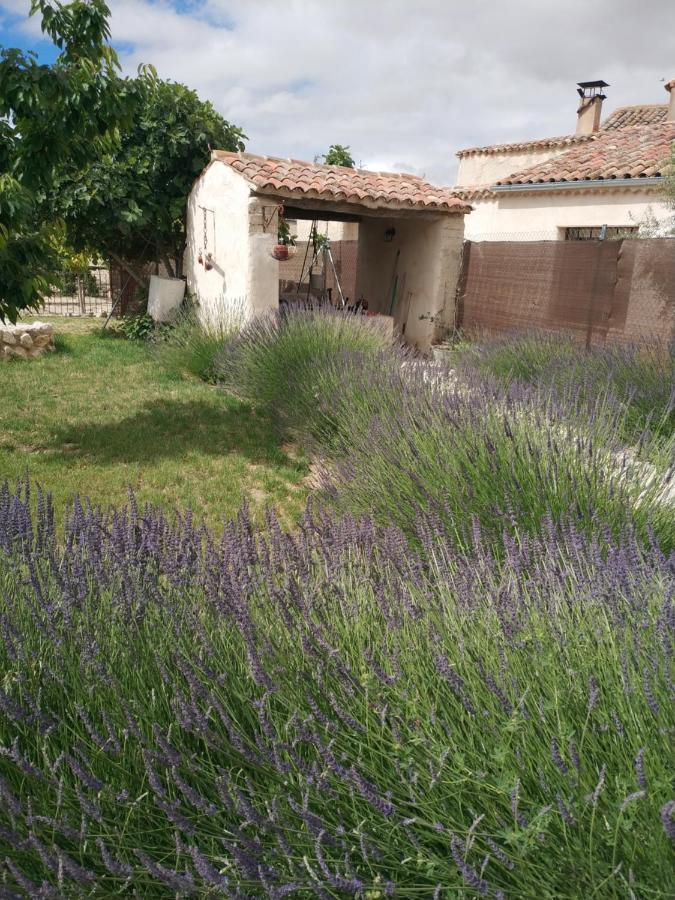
[605, 102, 668, 110]
[212, 149, 425, 180]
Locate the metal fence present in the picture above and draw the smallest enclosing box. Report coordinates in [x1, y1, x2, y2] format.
[42, 267, 115, 317]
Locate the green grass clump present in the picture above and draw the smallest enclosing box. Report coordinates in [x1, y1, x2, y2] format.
[153, 300, 246, 382]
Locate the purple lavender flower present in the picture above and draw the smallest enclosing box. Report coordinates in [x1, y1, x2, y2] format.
[450, 835, 490, 895]
[661, 801, 675, 843]
[635, 748, 647, 790]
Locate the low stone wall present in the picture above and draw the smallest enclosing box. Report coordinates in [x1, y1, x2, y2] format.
[0, 322, 55, 360]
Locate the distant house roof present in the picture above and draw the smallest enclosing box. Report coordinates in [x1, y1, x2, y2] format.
[601, 104, 668, 130]
[495, 123, 675, 185]
[456, 134, 594, 158]
[456, 104, 669, 159]
[212, 150, 470, 214]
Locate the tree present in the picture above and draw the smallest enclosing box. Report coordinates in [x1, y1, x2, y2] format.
[48, 79, 246, 281]
[0, 0, 145, 322]
[322, 144, 355, 168]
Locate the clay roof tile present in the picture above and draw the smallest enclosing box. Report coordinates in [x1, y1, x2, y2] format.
[211, 150, 470, 213]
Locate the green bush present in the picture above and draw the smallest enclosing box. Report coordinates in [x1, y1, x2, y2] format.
[116, 314, 155, 341]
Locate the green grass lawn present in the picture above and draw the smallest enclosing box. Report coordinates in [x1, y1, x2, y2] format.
[0, 317, 308, 530]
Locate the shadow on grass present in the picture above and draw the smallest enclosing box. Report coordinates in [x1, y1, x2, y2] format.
[50, 398, 292, 466]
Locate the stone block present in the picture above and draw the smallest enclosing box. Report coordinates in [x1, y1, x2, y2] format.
[8, 345, 28, 359]
[19, 332, 34, 349]
[1, 329, 17, 345]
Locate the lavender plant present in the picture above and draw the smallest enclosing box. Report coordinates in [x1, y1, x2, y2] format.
[318, 357, 674, 553]
[216, 312, 673, 553]
[458, 331, 675, 448]
[216, 307, 396, 442]
[0, 479, 673, 896]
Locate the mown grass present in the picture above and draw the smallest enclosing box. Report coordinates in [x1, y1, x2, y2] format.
[0, 318, 307, 530]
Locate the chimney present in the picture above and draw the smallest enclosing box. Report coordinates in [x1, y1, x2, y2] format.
[575, 80, 608, 135]
[665, 78, 675, 122]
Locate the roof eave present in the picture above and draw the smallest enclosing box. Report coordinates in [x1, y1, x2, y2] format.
[492, 176, 664, 192]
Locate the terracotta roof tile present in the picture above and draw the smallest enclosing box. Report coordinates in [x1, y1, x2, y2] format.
[211, 150, 470, 213]
[457, 105, 669, 158]
[495, 123, 675, 185]
[456, 134, 594, 158]
[600, 104, 668, 130]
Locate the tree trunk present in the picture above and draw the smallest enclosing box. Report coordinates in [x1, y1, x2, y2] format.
[110, 254, 150, 290]
[160, 253, 176, 279]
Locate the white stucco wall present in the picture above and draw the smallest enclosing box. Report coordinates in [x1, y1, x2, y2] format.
[456, 147, 569, 187]
[463, 190, 673, 241]
[356, 214, 465, 349]
[185, 161, 279, 325]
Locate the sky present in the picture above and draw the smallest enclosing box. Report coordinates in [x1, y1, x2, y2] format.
[2, 0, 675, 185]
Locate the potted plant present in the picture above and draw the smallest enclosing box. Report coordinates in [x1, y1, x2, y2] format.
[273, 216, 296, 261]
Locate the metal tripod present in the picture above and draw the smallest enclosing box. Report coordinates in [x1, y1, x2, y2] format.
[300, 222, 346, 308]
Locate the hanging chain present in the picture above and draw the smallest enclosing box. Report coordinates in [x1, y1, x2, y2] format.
[203, 207, 208, 254]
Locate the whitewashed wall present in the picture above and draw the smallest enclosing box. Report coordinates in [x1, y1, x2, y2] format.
[463, 190, 672, 240]
[185, 162, 279, 326]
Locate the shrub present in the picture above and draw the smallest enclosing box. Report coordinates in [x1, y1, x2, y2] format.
[317, 357, 675, 553]
[0, 480, 673, 896]
[215, 306, 396, 442]
[154, 300, 246, 382]
[459, 332, 675, 447]
[116, 313, 155, 341]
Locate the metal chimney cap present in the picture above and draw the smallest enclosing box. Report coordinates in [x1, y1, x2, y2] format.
[577, 80, 610, 89]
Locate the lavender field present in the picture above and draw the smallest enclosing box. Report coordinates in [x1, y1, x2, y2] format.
[1, 313, 673, 897]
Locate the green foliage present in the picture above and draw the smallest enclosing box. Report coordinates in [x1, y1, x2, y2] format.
[322, 143, 356, 167]
[458, 332, 675, 448]
[216, 308, 393, 443]
[116, 313, 155, 341]
[0, 0, 146, 322]
[48, 79, 246, 277]
[277, 215, 296, 246]
[154, 302, 245, 382]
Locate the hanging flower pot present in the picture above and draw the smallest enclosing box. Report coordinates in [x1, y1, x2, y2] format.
[272, 244, 290, 261]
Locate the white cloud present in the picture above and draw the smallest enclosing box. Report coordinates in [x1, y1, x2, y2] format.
[3, 0, 675, 184]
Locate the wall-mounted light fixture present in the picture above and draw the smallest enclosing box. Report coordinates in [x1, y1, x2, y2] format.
[384, 227, 396, 243]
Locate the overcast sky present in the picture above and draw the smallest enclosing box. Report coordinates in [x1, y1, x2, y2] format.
[2, 0, 675, 184]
